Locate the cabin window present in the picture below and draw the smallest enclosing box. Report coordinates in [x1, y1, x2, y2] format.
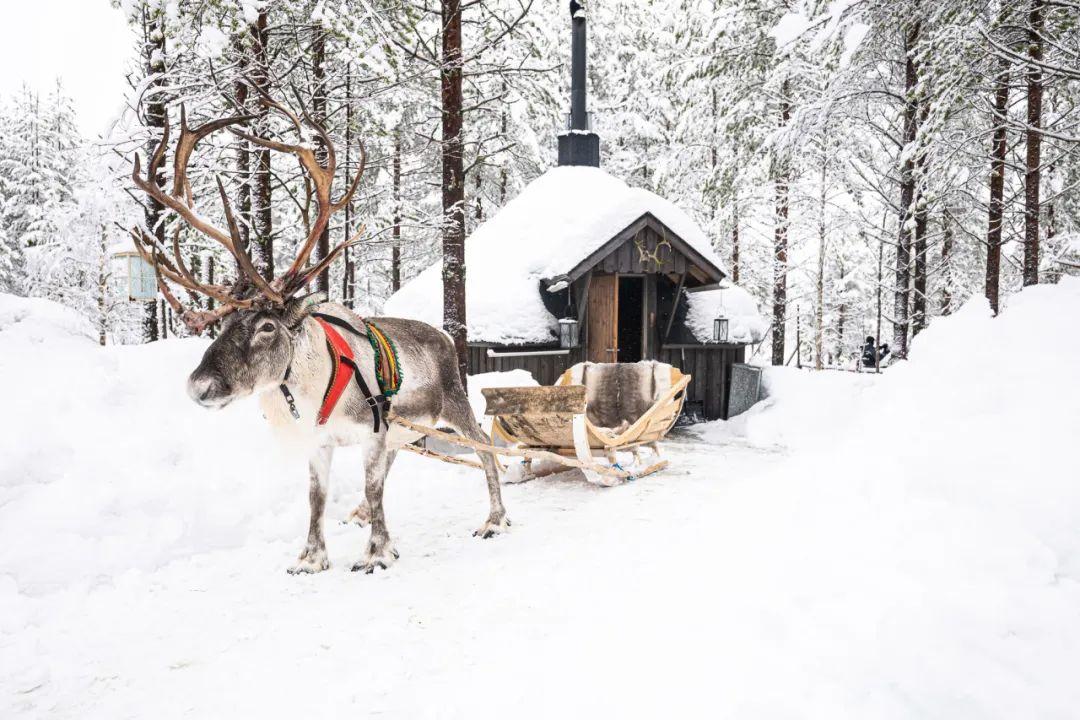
[617, 275, 644, 362]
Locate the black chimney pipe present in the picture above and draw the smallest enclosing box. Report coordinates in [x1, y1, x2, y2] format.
[558, 0, 600, 167]
[570, 5, 587, 131]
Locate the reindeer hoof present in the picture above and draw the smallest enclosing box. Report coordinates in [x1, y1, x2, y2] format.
[287, 548, 329, 574]
[473, 516, 511, 539]
[351, 544, 398, 574]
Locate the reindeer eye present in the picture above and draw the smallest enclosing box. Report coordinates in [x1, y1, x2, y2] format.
[259, 322, 276, 333]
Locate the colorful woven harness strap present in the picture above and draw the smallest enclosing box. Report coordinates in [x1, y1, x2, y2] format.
[365, 321, 402, 398]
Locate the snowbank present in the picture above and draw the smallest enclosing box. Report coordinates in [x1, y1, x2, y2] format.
[3, 281, 1080, 718]
[0, 294, 303, 602]
[0, 293, 96, 347]
[384, 166, 731, 344]
[689, 278, 1080, 716]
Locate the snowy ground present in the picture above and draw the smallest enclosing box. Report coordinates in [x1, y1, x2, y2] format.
[2, 281, 1079, 718]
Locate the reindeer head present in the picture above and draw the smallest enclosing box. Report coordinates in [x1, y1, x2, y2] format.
[131, 95, 365, 409]
[185, 293, 325, 408]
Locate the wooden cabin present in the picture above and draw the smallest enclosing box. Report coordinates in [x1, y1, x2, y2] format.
[384, 0, 765, 420]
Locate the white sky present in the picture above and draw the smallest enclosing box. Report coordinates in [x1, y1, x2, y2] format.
[0, 0, 133, 137]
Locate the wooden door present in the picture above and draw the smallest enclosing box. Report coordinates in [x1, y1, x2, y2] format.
[587, 274, 618, 363]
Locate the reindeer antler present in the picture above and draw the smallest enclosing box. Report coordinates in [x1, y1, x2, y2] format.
[131, 98, 368, 333]
[231, 91, 367, 296]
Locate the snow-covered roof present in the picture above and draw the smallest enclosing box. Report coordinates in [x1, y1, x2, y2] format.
[384, 166, 738, 344]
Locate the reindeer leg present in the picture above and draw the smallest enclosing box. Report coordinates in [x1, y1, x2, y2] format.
[351, 435, 399, 574]
[345, 499, 371, 527]
[288, 446, 333, 574]
[441, 396, 511, 539]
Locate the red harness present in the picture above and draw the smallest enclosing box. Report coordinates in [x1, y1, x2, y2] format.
[278, 314, 390, 432]
[314, 317, 357, 425]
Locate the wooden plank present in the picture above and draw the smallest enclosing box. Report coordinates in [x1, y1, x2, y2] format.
[662, 271, 687, 345]
[481, 385, 587, 415]
[705, 349, 720, 419]
[693, 348, 707, 404]
[575, 271, 591, 325]
[587, 273, 618, 363]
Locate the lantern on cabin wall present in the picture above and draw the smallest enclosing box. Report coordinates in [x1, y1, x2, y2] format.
[110, 243, 158, 301]
[558, 318, 579, 348]
[713, 315, 729, 344]
[713, 287, 729, 343]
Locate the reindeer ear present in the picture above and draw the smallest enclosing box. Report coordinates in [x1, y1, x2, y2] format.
[282, 292, 328, 328]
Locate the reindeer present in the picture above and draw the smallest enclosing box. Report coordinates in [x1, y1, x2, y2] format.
[130, 98, 509, 574]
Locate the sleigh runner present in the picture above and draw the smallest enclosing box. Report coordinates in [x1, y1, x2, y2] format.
[393, 361, 691, 485]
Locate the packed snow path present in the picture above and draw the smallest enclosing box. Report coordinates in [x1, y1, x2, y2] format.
[3, 281, 1080, 718]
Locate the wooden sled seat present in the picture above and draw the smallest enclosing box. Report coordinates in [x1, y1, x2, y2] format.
[481, 361, 691, 484]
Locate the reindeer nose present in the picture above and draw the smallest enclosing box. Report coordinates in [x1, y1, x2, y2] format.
[187, 373, 230, 407]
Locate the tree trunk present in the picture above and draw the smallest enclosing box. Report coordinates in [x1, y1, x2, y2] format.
[986, 58, 1009, 314]
[312, 29, 330, 294]
[771, 79, 791, 367]
[912, 197, 928, 336]
[441, 0, 468, 385]
[894, 19, 919, 359]
[911, 95, 929, 338]
[498, 80, 508, 206]
[207, 256, 217, 339]
[392, 131, 402, 293]
[474, 167, 483, 222]
[342, 55, 354, 307]
[940, 211, 954, 315]
[815, 128, 827, 370]
[836, 293, 846, 364]
[251, 11, 274, 278]
[875, 229, 883, 372]
[142, 4, 167, 343]
[731, 211, 740, 284]
[1023, 0, 1043, 286]
[1046, 163, 1058, 283]
[233, 35, 251, 272]
[98, 225, 107, 346]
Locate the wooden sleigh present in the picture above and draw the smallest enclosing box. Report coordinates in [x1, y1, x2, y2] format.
[392, 361, 691, 485]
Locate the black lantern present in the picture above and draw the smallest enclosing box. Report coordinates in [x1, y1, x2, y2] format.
[559, 318, 579, 348]
[713, 316, 729, 344]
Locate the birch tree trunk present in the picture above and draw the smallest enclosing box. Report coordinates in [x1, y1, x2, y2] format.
[771, 78, 791, 367]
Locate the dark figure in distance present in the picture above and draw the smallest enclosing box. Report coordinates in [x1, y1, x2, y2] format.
[862, 336, 890, 368]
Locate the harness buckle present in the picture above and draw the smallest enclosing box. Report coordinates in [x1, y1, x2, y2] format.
[280, 383, 300, 420]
